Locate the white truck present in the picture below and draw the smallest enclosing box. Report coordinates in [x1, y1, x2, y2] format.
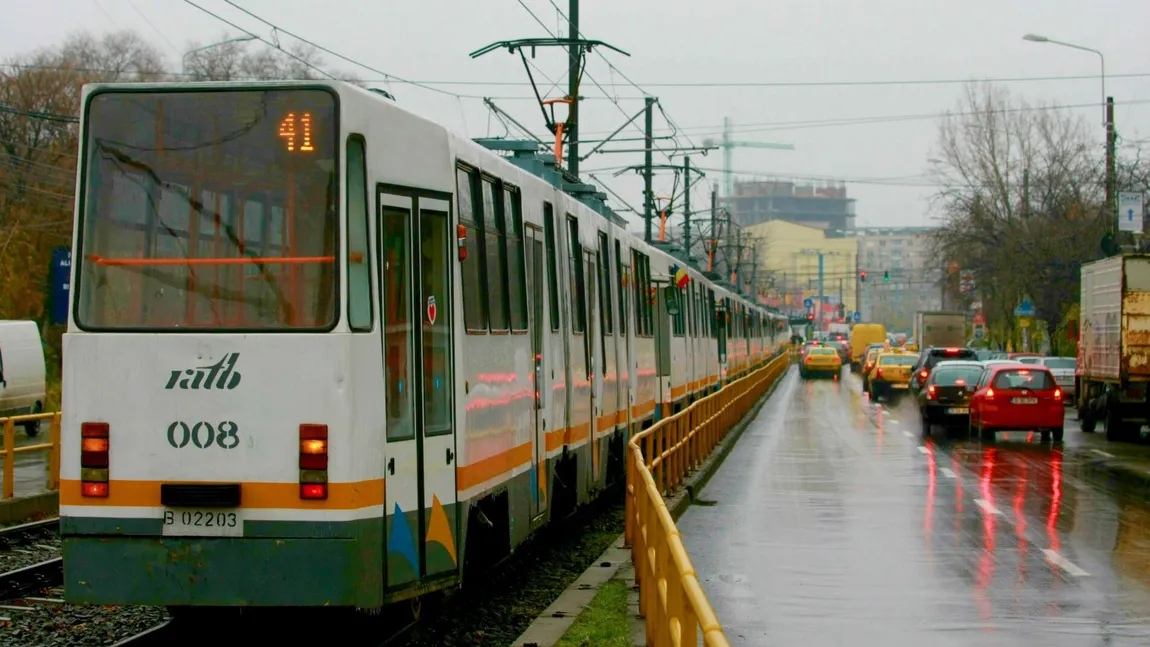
[913, 311, 966, 349]
[1076, 254, 1150, 441]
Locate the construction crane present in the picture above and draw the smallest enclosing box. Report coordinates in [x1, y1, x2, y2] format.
[702, 117, 795, 197]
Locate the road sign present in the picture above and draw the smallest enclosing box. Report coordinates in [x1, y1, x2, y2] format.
[973, 311, 986, 326]
[853, 311, 861, 323]
[959, 270, 975, 295]
[973, 325, 985, 340]
[48, 246, 70, 325]
[803, 297, 813, 308]
[1013, 299, 1035, 318]
[1118, 191, 1145, 233]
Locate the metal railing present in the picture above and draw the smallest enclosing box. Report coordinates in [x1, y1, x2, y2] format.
[1, 413, 62, 499]
[625, 354, 789, 646]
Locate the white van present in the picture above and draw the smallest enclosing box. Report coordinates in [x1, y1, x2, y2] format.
[0, 320, 47, 436]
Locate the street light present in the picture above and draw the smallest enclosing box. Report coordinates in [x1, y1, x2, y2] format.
[1022, 33, 1105, 125]
[183, 35, 258, 72]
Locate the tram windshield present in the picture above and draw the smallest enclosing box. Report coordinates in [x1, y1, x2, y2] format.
[75, 88, 339, 330]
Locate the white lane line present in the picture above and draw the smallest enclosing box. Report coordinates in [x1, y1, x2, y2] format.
[1091, 449, 1115, 458]
[974, 498, 1002, 515]
[917, 446, 929, 454]
[889, 419, 900, 424]
[1042, 549, 1090, 577]
[940, 468, 956, 479]
[903, 430, 914, 438]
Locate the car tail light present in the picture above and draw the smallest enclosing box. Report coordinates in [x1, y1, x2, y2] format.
[1054, 388, 1062, 400]
[986, 388, 995, 400]
[876, 367, 884, 379]
[80, 422, 109, 498]
[945, 348, 960, 355]
[299, 424, 328, 500]
[919, 370, 929, 380]
[927, 385, 936, 400]
[1017, 369, 1030, 375]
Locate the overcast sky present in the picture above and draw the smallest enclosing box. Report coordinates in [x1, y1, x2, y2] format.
[3, 0, 1148, 232]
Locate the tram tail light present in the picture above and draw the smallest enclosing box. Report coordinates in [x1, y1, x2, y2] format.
[80, 422, 109, 498]
[299, 424, 328, 500]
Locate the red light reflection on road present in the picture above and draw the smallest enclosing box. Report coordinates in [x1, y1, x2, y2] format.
[1047, 449, 1063, 553]
[924, 440, 936, 539]
[975, 448, 997, 625]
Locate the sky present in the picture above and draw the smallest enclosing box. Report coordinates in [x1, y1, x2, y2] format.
[3, 0, 1148, 233]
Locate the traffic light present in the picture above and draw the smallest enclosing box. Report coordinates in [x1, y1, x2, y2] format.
[807, 313, 814, 321]
[859, 270, 867, 282]
[883, 270, 890, 282]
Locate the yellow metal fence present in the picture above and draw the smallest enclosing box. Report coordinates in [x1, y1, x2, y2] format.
[0, 412, 62, 500]
[625, 353, 789, 646]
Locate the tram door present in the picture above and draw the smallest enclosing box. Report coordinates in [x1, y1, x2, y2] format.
[525, 226, 547, 520]
[378, 189, 459, 590]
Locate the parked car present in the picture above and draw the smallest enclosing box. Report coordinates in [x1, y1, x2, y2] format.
[969, 364, 1064, 444]
[0, 320, 47, 436]
[916, 361, 986, 436]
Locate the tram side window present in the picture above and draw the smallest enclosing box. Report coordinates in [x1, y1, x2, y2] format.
[568, 215, 586, 334]
[631, 251, 652, 337]
[543, 203, 560, 332]
[482, 178, 509, 331]
[346, 136, 372, 332]
[672, 283, 685, 337]
[597, 231, 613, 335]
[709, 290, 717, 339]
[505, 187, 528, 331]
[456, 167, 488, 332]
[615, 240, 627, 336]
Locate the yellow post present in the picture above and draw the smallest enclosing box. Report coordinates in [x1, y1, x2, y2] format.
[2, 418, 14, 499]
[49, 413, 62, 491]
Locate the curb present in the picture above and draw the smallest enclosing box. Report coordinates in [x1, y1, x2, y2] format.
[0, 490, 58, 525]
[512, 363, 792, 646]
[1079, 453, 1150, 498]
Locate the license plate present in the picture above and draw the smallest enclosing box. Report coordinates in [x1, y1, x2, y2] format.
[946, 407, 969, 414]
[892, 383, 909, 389]
[163, 509, 243, 537]
[1011, 397, 1038, 405]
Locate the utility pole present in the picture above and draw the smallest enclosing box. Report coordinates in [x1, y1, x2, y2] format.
[725, 209, 735, 284]
[683, 155, 691, 263]
[1106, 96, 1116, 237]
[566, 0, 580, 177]
[839, 278, 844, 317]
[643, 96, 656, 244]
[817, 252, 825, 332]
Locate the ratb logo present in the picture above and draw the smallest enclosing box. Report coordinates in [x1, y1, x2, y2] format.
[165, 353, 242, 390]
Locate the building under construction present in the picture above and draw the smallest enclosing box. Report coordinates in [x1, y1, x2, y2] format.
[722, 179, 856, 231]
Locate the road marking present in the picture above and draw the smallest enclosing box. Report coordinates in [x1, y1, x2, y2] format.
[1091, 449, 1115, 458]
[940, 468, 956, 479]
[1042, 549, 1090, 577]
[889, 420, 900, 424]
[917, 446, 929, 454]
[974, 498, 1002, 515]
[903, 431, 914, 438]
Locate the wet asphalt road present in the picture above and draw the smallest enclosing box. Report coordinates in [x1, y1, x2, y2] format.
[679, 365, 1150, 647]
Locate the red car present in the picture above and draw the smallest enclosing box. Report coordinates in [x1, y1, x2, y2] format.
[969, 364, 1064, 443]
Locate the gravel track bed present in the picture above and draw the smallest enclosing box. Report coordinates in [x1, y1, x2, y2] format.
[1, 524, 62, 574]
[0, 599, 169, 647]
[399, 494, 626, 646]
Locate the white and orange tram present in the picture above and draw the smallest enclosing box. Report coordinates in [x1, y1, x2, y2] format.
[60, 80, 789, 610]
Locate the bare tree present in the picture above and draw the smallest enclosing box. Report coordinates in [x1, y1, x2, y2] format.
[928, 83, 1110, 344]
[182, 32, 360, 83]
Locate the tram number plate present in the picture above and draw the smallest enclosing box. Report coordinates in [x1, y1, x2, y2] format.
[162, 509, 243, 537]
[1011, 397, 1038, 405]
[946, 407, 969, 415]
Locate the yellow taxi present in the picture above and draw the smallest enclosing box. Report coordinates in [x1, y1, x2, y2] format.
[865, 348, 920, 401]
[800, 345, 842, 379]
[860, 346, 884, 391]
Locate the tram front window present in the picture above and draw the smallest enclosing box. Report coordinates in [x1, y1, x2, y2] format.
[75, 87, 339, 330]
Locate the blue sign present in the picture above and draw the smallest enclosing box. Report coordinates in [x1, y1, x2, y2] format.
[1013, 299, 1035, 318]
[49, 247, 71, 325]
[803, 297, 813, 308]
[853, 311, 862, 323]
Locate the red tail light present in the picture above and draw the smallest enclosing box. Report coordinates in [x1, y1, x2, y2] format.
[1054, 388, 1062, 400]
[927, 385, 936, 400]
[80, 422, 109, 498]
[945, 348, 960, 355]
[876, 367, 884, 379]
[299, 424, 328, 500]
[986, 388, 995, 400]
[919, 370, 929, 379]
